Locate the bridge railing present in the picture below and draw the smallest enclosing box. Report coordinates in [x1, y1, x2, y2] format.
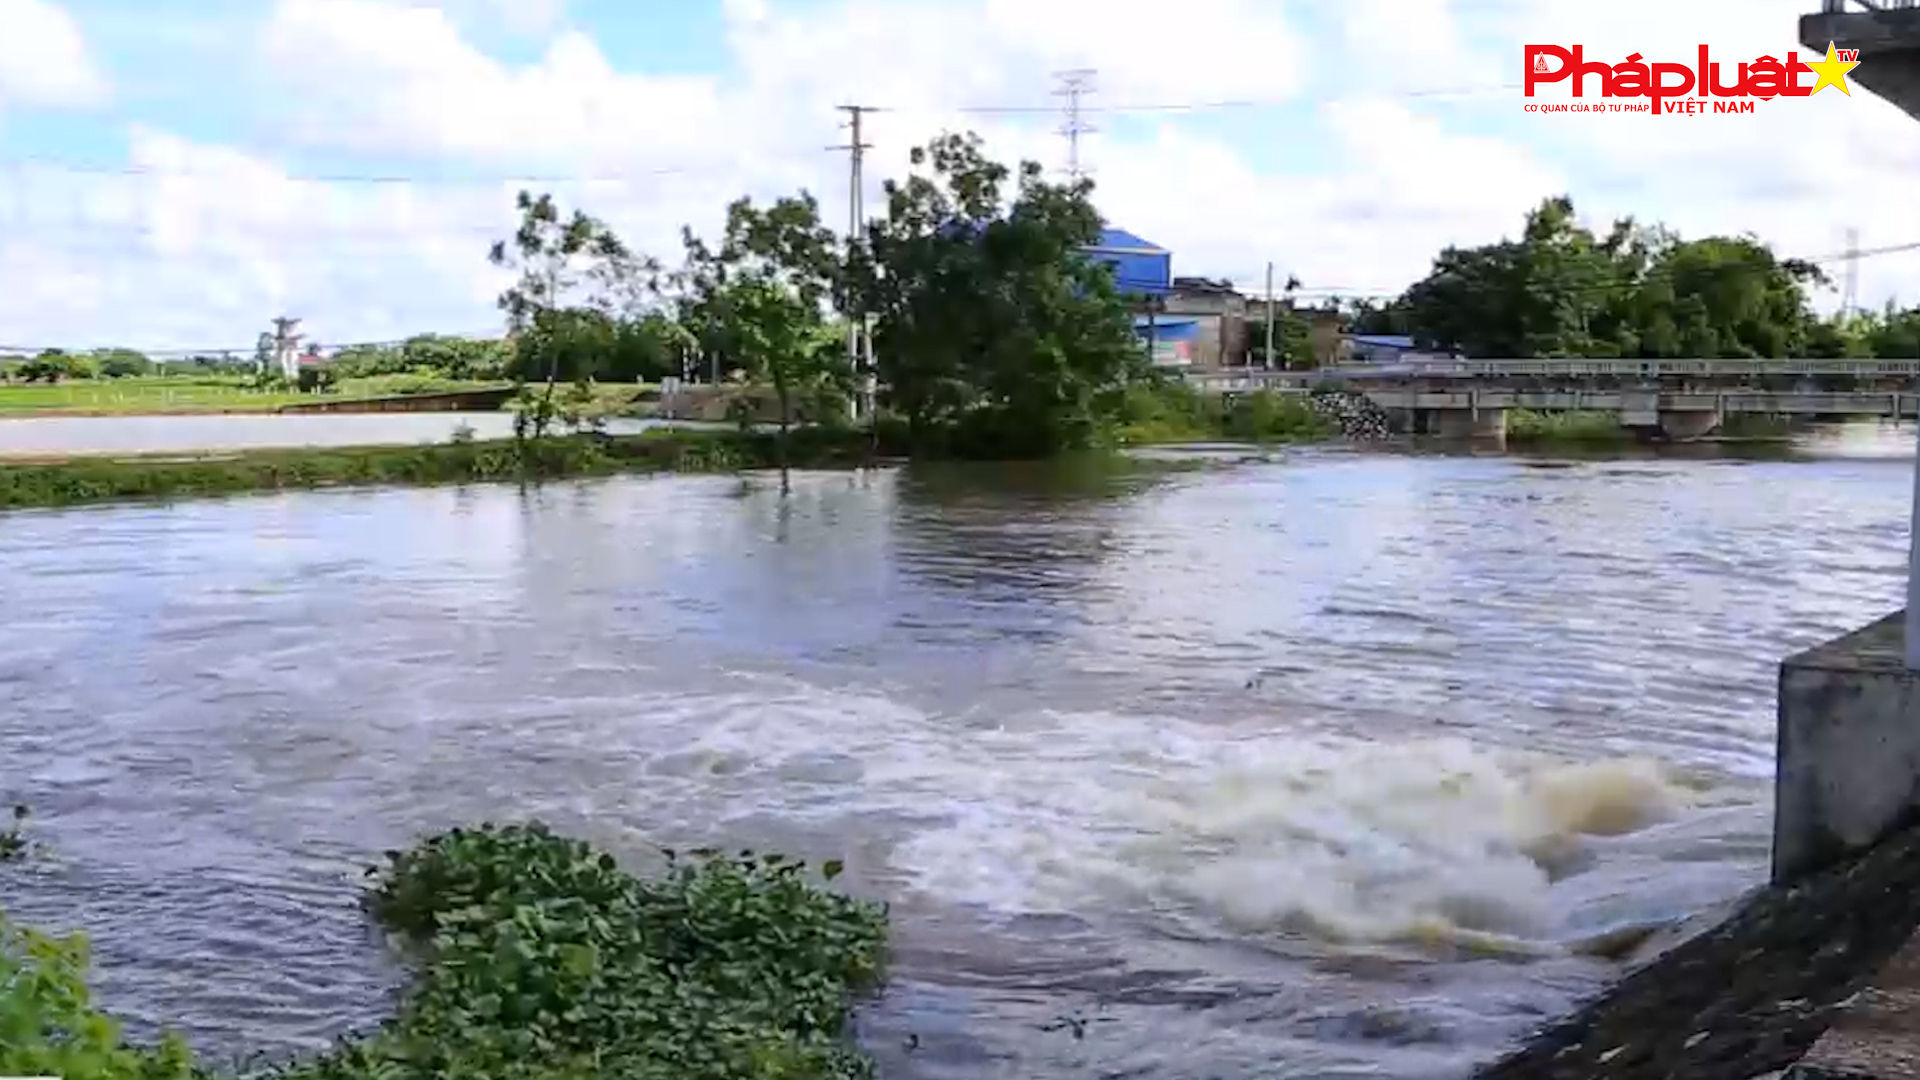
[1186, 358, 1920, 381]
[1821, 0, 1917, 12]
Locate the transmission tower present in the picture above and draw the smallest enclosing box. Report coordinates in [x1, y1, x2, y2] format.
[1842, 226, 1862, 316]
[1052, 69, 1098, 181]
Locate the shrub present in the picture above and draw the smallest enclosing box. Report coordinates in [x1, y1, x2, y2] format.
[284, 822, 888, 1080]
[0, 912, 200, 1079]
[2, 822, 887, 1080]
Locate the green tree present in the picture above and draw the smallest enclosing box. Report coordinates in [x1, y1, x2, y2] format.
[1402, 196, 1626, 357]
[18, 349, 91, 383]
[1614, 235, 1825, 358]
[1399, 196, 1824, 359]
[328, 342, 406, 378]
[851, 132, 1140, 457]
[680, 194, 850, 452]
[396, 334, 511, 380]
[91, 348, 152, 378]
[1866, 305, 1920, 358]
[489, 191, 638, 440]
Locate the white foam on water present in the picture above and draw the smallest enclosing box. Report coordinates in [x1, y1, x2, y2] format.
[593, 675, 1758, 956]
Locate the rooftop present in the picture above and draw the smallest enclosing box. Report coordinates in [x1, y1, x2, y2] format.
[1089, 227, 1167, 254]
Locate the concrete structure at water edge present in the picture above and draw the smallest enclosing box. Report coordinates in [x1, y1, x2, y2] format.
[1773, 614, 1920, 887]
[1802, 0, 1920, 121]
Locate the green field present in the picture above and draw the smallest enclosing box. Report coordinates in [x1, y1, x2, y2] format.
[0, 375, 512, 416]
[0, 376, 661, 417]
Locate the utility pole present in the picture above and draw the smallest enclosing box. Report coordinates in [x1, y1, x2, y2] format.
[831, 104, 877, 423]
[1843, 226, 1862, 317]
[1053, 69, 1098, 182]
[1263, 263, 1276, 370]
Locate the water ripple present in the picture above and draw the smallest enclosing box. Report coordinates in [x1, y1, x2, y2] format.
[0, 443, 1912, 1079]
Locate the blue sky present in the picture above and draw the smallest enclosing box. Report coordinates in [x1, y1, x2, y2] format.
[1, 0, 1917, 351]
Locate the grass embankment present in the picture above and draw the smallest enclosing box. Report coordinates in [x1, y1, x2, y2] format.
[1717, 413, 1793, 440]
[0, 427, 871, 511]
[1505, 409, 1633, 448]
[1506, 409, 1797, 446]
[1110, 384, 1335, 446]
[0, 377, 650, 417]
[1, 822, 887, 1080]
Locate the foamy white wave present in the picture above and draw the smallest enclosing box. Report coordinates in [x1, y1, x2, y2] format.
[570, 678, 1753, 955]
[1102, 741, 1703, 950]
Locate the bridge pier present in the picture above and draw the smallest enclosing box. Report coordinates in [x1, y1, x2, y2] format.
[1774, 612, 1920, 885]
[1432, 406, 1507, 443]
[1656, 409, 1721, 441]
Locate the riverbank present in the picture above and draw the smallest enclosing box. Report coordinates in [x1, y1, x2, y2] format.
[1507, 409, 1797, 449]
[0, 427, 875, 511]
[1473, 817, 1920, 1080]
[0, 822, 888, 1080]
[0, 377, 646, 417]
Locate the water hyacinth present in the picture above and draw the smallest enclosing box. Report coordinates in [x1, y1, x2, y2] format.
[1, 821, 889, 1080]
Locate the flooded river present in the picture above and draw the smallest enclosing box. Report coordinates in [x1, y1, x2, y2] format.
[1, 432, 1914, 1079]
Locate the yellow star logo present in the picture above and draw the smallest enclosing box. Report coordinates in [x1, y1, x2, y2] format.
[1805, 40, 1860, 96]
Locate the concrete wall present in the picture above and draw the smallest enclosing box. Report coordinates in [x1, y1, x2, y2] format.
[1774, 612, 1920, 884]
[1164, 290, 1248, 370]
[1801, 7, 1920, 121]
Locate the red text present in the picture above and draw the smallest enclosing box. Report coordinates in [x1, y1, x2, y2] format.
[1524, 45, 1813, 114]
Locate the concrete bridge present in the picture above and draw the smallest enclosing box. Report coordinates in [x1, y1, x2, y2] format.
[1188, 359, 1920, 440]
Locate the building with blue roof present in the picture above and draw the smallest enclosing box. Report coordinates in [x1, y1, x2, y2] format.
[1083, 227, 1172, 298]
[1082, 226, 1207, 366]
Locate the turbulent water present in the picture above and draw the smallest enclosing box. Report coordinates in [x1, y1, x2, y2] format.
[1, 427, 1915, 1079]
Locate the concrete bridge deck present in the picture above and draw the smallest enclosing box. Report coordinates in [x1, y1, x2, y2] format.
[1330, 388, 1920, 417]
[1191, 358, 1920, 383]
[1187, 362, 1920, 440]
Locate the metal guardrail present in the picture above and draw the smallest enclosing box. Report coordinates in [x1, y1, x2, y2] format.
[1187, 358, 1920, 381]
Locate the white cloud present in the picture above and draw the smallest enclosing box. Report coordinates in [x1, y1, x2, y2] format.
[1, 0, 1917, 350]
[0, 0, 108, 115]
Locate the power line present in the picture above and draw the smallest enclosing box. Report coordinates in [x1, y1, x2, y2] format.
[958, 82, 1525, 115]
[0, 80, 1529, 185]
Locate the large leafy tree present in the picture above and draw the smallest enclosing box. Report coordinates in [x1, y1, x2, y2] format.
[852, 132, 1140, 456]
[489, 190, 663, 438]
[1400, 196, 1825, 359]
[678, 194, 849, 439]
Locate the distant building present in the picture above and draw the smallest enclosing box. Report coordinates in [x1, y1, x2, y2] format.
[1348, 334, 1416, 363]
[1081, 227, 1192, 369]
[1161, 277, 1248, 371]
[1341, 333, 1456, 366]
[1083, 227, 1171, 298]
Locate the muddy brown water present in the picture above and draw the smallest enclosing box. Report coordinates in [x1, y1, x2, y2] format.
[1, 423, 1915, 1078]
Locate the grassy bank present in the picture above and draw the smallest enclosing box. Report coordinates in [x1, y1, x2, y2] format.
[1110, 384, 1336, 446]
[1717, 413, 1794, 440]
[1505, 409, 1634, 447]
[0, 375, 481, 416]
[1, 822, 887, 1080]
[0, 377, 651, 417]
[0, 427, 873, 511]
